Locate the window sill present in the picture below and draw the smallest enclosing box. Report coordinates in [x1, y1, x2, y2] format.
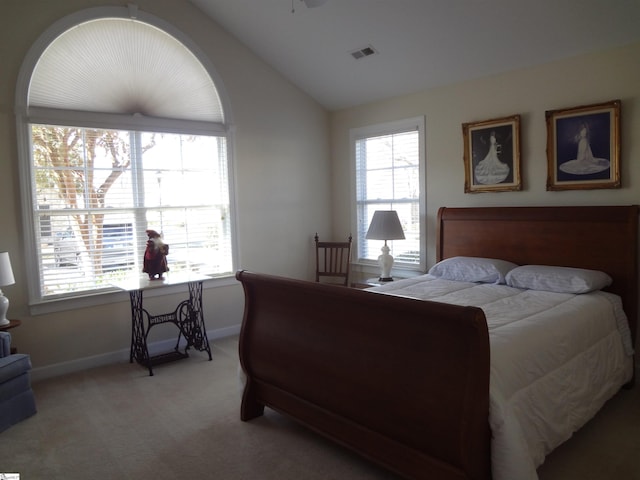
[29, 274, 238, 316]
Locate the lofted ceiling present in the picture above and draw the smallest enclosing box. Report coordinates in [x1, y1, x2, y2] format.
[188, 0, 640, 111]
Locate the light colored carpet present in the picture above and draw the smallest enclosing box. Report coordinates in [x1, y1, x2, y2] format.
[1, 336, 639, 479]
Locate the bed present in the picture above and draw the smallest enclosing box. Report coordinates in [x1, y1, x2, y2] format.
[236, 205, 638, 480]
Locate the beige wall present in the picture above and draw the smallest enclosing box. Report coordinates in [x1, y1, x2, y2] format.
[330, 42, 640, 270]
[1, 0, 330, 375]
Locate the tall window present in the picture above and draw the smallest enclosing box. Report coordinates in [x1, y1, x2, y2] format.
[352, 117, 425, 272]
[16, 8, 236, 306]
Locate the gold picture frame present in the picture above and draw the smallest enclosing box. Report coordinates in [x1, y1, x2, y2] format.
[462, 115, 521, 193]
[546, 100, 620, 191]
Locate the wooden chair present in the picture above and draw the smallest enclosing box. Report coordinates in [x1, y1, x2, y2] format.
[315, 233, 352, 286]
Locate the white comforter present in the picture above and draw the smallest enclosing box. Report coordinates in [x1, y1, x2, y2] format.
[367, 275, 634, 480]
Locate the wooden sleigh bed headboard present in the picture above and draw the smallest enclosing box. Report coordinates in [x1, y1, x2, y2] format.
[237, 205, 638, 480]
[437, 205, 639, 344]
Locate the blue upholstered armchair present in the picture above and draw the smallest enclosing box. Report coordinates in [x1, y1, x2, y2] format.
[0, 331, 36, 432]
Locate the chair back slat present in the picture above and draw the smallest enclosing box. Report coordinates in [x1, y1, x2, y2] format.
[314, 233, 352, 286]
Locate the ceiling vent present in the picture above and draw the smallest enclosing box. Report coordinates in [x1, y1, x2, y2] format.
[350, 45, 378, 60]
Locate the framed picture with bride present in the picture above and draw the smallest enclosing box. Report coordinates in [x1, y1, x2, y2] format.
[463, 114, 522, 193]
[545, 99, 620, 191]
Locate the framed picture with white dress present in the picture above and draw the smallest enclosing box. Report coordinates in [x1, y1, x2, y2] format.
[545, 100, 620, 191]
[462, 114, 522, 193]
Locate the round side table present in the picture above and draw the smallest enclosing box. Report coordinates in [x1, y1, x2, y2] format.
[0, 319, 22, 332]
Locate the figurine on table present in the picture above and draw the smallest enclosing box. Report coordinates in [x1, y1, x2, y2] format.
[143, 229, 169, 279]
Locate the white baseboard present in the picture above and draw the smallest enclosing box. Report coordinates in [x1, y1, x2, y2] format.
[30, 324, 241, 382]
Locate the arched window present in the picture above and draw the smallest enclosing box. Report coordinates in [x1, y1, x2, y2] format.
[15, 5, 237, 309]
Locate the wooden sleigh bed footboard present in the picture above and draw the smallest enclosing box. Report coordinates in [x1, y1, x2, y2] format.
[237, 270, 492, 480]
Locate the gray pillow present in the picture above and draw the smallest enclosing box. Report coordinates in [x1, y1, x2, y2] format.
[428, 256, 519, 284]
[505, 265, 612, 294]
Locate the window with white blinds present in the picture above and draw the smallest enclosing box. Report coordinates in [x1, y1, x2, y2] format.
[16, 9, 236, 305]
[32, 126, 232, 298]
[353, 117, 425, 271]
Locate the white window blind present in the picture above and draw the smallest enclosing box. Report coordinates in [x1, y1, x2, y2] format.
[32, 126, 232, 299]
[28, 17, 224, 122]
[354, 117, 425, 270]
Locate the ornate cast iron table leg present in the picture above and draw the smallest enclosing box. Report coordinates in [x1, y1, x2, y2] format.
[129, 289, 154, 376]
[176, 281, 212, 360]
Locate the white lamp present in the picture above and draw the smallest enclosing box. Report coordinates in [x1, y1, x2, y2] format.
[0, 252, 16, 326]
[365, 210, 405, 281]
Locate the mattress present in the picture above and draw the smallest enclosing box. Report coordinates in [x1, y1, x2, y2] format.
[367, 275, 634, 480]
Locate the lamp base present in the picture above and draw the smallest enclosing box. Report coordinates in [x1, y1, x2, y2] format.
[0, 292, 9, 326]
[377, 243, 394, 282]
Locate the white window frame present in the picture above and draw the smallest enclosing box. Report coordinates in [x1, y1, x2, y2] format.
[350, 117, 426, 278]
[14, 6, 239, 314]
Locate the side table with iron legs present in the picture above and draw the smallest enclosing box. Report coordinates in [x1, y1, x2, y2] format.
[115, 274, 212, 376]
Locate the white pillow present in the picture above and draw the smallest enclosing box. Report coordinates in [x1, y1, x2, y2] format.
[428, 256, 518, 284]
[505, 265, 612, 294]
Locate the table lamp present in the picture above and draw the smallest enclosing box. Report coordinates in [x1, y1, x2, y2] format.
[0, 252, 15, 326]
[365, 210, 405, 281]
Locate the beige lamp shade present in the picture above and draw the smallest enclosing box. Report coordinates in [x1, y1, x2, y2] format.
[365, 210, 405, 241]
[0, 252, 15, 287]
